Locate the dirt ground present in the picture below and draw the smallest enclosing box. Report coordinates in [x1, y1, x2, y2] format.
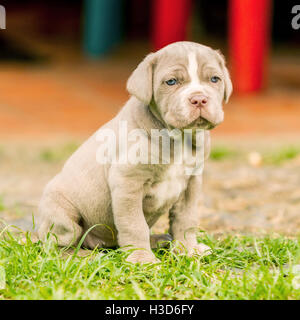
[0, 40, 300, 237]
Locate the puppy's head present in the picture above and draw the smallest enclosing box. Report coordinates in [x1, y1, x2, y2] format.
[127, 42, 232, 129]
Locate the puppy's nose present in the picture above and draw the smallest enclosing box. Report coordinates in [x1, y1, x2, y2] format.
[189, 95, 208, 108]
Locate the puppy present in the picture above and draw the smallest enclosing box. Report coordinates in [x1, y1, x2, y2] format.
[38, 42, 232, 264]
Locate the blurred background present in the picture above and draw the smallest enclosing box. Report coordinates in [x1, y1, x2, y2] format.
[0, 0, 300, 235]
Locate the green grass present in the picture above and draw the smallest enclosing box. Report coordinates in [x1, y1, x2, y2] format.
[0, 228, 300, 300]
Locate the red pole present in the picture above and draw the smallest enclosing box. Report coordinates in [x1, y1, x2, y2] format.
[152, 0, 192, 51]
[229, 0, 272, 93]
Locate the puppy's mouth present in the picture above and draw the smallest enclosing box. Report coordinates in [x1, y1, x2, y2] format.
[189, 117, 216, 130]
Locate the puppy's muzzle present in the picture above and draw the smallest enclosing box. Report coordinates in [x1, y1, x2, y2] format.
[189, 94, 208, 108]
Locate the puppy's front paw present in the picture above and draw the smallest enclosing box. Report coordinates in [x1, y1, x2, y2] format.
[126, 250, 160, 264]
[187, 243, 212, 257]
[172, 241, 212, 257]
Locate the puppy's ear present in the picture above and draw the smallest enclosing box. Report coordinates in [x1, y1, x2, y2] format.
[215, 50, 233, 103]
[127, 53, 156, 105]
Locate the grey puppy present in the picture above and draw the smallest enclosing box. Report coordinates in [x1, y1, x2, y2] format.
[38, 41, 232, 263]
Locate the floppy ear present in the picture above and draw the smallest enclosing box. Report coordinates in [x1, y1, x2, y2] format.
[126, 53, 156, 105]
[215, 50, 233, 104]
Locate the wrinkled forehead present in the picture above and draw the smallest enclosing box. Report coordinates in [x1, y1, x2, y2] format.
[154, 44, 222, 77]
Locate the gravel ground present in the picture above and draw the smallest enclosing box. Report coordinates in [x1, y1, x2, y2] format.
[0, 138, 300, 237]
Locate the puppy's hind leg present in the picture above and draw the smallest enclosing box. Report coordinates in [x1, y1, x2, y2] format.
[38, 190, 83, 249]
[150, 234, 173, 249]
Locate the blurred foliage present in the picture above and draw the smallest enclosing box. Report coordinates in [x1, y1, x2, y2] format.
[210, 145, 300, 165]
[263, 146, 300, 165]
[39, 142, 80, 163]
[0, 196, 5, 212]
[210, 145, 238, 161]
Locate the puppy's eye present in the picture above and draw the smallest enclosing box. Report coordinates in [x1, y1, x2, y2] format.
[165, 78, 177, 86]
[210, 76, 221, 83]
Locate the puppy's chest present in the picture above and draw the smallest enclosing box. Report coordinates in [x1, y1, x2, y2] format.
[143, 165, 189, 212]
